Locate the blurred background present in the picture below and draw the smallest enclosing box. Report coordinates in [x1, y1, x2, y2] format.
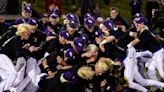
[0, 0, 163, 22]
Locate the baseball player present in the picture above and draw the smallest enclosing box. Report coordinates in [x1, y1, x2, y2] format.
[129, 17, 164, 81]
[98, 18, 164, 92]
[0, 54, 17, 92]
[66, 20, 80, 41]
[0, 24, 31, 91]
[21, 6, 32, 22]
[0, 18, 26, 47]
[46, 12, 62, 35]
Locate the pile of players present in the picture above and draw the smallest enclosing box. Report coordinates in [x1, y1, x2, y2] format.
[0, 5, 164, 92]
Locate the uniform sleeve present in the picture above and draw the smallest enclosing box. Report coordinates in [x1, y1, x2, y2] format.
[138, 30, 153, 48]
[46, 51, 57, 64]
[29, 31, 47, 46]
[36, 30, 47, 41]
[14, 38, 31, 58]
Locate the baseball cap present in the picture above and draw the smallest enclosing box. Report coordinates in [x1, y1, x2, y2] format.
[23, 6, 32, 13]
[50, 13, 59, 19]
[15, 18, 25, 25]
[103, 19, 114, 31]
[84, 17, 95, 27]
[28, 19, 38, 25]
[93, 30, 104, 37]
[66, 13, 76, 21]
[59, 31, 69, 39]
[84, 12, 94, 19]
[68, 20, 78, 28]
[73, 37, 84, 51]
[40, 14, 48, 18]
[65, 48, 75, 61]
[135, 17, 148, 25]
[80, 34, 89, 44]
[60, 70, 77, 84]
[135, 13, 144, 18]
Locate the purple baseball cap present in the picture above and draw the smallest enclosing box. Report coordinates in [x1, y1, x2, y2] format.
[103, 19, 114, 31]
[23, 6, 32, 13]
[68, 20, 79, 28]
[62, 70, 77, 84]
[50, 13, 59, 19]
[15, 18, 25, 25]
[59, 31, 69, 39]
[135, 17, 148, 25]
[80, 34, 89, 44]
[84, 12, 94, 19]
[94, 30, 104, 37]
[28, 19, 38, 25]
[66, 13, 76, 21]
[135, 13, 144, 18]
[84, 17, 95, 27]
[73, 37, 84, 51]
[40, 14, 48, 18]
[65, 48, 75, 61]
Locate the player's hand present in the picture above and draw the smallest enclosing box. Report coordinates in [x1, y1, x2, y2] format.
[81, 52, 93, 58]
[155, 34, 164, 41]
[113, 61, 121, 66]
[56, 65, 63, 70]
[22, 43, 31, 49]
[99, 44, 105, 52]
[117, 25, 126, 32]
[46, 71, 55, 79]
[100, 79, 107, 87]
[29, 46, 35, 52]
[34, 47, 41, 51]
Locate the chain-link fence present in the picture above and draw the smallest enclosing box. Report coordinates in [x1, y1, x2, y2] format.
[0, 0, 8, 14]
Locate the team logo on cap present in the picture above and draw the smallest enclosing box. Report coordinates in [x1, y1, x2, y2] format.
[82, 36, 86, 40]
[66, 33, 69, 37]
[95, 31, 98, 35]
[69, 51, 73, 57]
[108, 22, 112, 27]
[32, 20, 36, 23]
[70, 14, 75, 18]
[88, 19, 93, 23]
[27, 7, 30, 10]
[78, 42, 82, 47]
[71, 20, 75, 24]
[86, 13, 92, 17]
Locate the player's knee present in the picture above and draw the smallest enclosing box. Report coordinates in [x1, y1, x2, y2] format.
[160, 74, 164, 79]
[140, 80, 149, 86]
[147, 69, 155, 76]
